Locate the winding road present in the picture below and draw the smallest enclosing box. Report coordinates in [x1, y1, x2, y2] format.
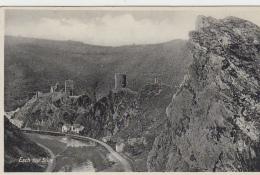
[69, 134, 132, 172]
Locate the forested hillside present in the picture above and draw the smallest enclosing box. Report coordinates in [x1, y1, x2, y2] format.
[5, 36, 192, 111]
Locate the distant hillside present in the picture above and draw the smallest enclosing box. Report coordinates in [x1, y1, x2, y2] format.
[4, 36, 192, 111]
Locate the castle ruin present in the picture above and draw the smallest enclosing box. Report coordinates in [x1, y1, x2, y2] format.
[65, 80, 74, 96]
[115, 73, 126, 90]
[154, 76, 159, 84]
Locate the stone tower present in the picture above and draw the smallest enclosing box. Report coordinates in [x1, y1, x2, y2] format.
[154, 76, 159, 84]
[65, 80, 73, 96]
[115, 73, 126, 90]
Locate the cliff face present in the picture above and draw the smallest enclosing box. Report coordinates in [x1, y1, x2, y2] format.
[147, 16, 260, 172]
[79, 88, 141, 138]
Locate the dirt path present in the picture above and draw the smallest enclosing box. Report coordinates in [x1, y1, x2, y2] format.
[35, 142, 56, 172]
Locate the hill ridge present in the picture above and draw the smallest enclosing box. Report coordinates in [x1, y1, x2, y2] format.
[5, 35, 192, 111]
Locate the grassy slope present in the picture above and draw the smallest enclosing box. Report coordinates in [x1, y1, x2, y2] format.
[5, 36, 192, 111]
[4, 116, 49, 172]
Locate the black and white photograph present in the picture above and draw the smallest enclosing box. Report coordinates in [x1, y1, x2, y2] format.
[3, 7, 260, 172]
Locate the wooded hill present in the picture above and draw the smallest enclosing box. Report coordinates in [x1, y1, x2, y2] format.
[4, 36, 192, 111]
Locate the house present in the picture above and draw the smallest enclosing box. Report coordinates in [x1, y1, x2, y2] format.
[62, 124, 71, 132]
[116, 142, 125, 152]
[71, 124, 85, 134]
[102, 136, 111, 143]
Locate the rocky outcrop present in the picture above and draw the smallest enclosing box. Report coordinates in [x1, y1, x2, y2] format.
[12, 93, 93, 131]
[78, 88, 140, 138]
[11, 87, 141, 137]
[147, 16, 260, 172]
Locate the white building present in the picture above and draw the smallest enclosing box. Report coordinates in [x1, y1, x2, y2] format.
[62, 124, 71, 132]
[71, 124, 85, 134]
[116, 142, 125, 152]
[102, 136, 111, 143]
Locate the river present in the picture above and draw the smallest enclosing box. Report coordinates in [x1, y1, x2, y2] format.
[25, 133, 127, 172]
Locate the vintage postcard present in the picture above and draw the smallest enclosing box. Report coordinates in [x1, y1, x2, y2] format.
[1, 6, 260, 173]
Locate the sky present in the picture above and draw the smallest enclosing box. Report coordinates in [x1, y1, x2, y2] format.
[5, 7, 260, 46]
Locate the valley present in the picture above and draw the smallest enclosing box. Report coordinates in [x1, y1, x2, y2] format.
[25, 133, 128, 172]
[5, 35, 191, 172]
[4, 15, 260, 172]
